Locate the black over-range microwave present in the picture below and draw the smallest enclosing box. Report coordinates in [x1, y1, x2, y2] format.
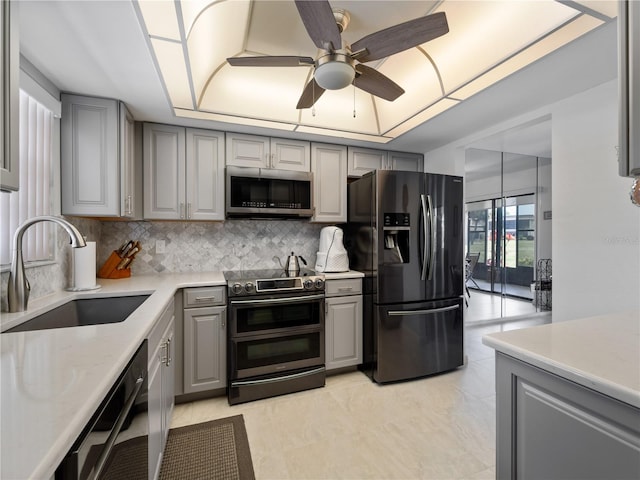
[226, 166, 314, 218]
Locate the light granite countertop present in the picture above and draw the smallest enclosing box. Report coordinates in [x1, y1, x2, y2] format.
[1, 272, 225, 480]
[0, 269, 364, 480]
[482, 310, 640, 409]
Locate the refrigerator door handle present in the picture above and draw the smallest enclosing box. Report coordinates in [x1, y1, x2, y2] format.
[420, 194, 428, 280]
[388, 305, 460, 316]
[426, 194, 436, 281]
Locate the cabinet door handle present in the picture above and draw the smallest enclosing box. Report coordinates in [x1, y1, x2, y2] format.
[187, 202, 192, 219]
[180, 202, 185, 219]
[221, 308, 226, 328]
[166, 338, 172, 367]
[160, 342, 168, 364]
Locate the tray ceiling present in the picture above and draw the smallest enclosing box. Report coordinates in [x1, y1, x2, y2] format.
[134, 0, 616, 143]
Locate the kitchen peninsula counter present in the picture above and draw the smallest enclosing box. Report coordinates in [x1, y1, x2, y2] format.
[1, 272, 225, 480]
[483, 310, 640, 479]
[482, 310, 640, 408]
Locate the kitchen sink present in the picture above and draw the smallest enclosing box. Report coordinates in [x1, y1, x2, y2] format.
[4, 295, 150, 333]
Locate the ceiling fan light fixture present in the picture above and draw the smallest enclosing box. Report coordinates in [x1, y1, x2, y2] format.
[314, 53, 355, 90]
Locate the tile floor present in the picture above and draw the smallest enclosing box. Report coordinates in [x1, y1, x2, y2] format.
[171, 296, 551, 479]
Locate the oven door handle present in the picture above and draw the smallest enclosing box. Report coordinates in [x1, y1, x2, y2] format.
[231, 366, 326, 387]
[93, 376, 145, 479]
[230, 293, 325, 306]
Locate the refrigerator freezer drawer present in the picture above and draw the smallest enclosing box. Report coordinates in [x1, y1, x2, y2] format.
[373, 297, 464, 383]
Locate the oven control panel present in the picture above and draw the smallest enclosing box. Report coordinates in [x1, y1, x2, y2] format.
[226, 270, 325, 297]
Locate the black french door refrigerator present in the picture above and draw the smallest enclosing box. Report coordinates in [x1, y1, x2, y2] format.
[346, 170, 464, 383]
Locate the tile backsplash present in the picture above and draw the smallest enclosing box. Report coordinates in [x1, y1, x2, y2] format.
[2, 218, 330, 310]
[98, 219, 326, 275]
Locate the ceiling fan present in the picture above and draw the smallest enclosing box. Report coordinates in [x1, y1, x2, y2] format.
[226, 0, 449, 109]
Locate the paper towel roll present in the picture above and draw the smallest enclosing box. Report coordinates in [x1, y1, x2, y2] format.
[73, 241, 97, 289]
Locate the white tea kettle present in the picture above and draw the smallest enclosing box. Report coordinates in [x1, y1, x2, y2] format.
[315, 226, 349, 273]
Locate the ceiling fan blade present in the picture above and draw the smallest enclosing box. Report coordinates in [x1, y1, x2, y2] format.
[295, 0, 342, 51]
[351, 12, 449, 63]
[296, 78, 326, 109]
[353, 64, 404, 102]
[227, 56, 315, 67]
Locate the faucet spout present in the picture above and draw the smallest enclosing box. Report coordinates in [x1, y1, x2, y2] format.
[7, 216, 87, 313]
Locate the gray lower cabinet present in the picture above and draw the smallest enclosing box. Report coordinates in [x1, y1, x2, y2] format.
[183, 287, 227, 393]
[325, 278, 363, 370]
[496, 352, 640, 480]
[148, 299, 175, 480]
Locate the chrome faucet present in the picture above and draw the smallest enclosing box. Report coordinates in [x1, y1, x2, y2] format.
[7, 216, 87, 312]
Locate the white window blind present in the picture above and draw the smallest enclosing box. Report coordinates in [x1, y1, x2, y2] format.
[0, 89, 54, 265]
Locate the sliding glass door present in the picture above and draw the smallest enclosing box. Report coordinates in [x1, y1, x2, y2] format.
[465, 149, 551, 318]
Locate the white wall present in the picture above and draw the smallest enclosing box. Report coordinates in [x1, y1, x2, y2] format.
[423, 144, 465, 176]
[552, 80, 640, 321]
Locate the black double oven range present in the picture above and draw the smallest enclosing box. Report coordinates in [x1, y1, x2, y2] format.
[224, 268, 326, 405]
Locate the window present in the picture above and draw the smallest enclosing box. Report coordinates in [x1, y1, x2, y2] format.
[0, 89, 55, 266]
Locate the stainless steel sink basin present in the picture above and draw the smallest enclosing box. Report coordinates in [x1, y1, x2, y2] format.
[5, 295, 150, 333]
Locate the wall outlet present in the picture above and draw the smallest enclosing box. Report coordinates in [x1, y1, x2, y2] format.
[155, 240, 165, 254]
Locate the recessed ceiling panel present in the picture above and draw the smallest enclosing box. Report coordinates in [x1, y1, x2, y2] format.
[376, 48, 442, 132]
[298, 86, 379, 134]
[135, 0, 613, 143]
[150, 38, 193, 109]
[199, 65, 308, 123]
[187, 1, 251, 103]
[137, 0, 181, 40]
[427, 0, 579, 94]
[453, 14, 603, 100]
[245, 0, 316, 57]
[338, 1, 439, 46]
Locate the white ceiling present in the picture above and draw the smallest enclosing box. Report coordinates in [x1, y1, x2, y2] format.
[18, 0, 618, 158]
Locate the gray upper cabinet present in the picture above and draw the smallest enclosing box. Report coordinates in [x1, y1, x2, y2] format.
[1, 0, 19, 192]
[143, 124, 224, 221]
[143, 123, 186, 220]
[186, 128, 225, 221]
[347, 147, 424, 177]
[61, 94, 141, 217]
[226, 132, 310, 171]
[347, 147, 387, 177]
[312, 143, 347, 223]
[388, 151, 424, 172]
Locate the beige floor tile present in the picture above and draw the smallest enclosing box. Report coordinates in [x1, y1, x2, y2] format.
[169, 306, 549, 479]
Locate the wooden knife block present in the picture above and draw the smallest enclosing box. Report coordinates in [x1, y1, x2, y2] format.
[98, 251, 131, 279]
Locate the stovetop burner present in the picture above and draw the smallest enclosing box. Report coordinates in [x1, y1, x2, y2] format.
[223, 268, 325, 297]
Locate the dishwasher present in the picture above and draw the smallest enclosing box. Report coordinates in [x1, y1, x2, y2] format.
[56, 341, 149, 480]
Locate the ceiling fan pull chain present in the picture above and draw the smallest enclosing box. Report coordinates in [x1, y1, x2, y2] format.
[353, 85, 357, 118]
[312, 80, 316, 117]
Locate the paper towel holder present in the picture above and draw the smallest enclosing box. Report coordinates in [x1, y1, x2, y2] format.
[66, 239, 101, 291]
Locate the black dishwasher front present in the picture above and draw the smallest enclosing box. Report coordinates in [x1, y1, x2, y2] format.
[56, 341, 149, 480]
